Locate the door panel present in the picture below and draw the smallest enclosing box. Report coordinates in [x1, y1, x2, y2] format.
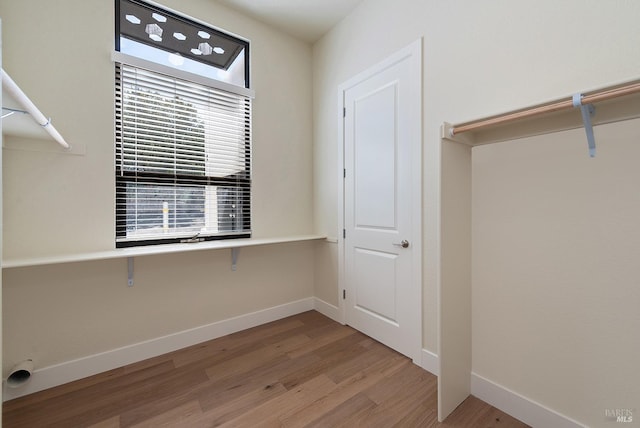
[354, 83, 398, 230]
[354, 247, 398, 323]
[341, 40, 421, 362]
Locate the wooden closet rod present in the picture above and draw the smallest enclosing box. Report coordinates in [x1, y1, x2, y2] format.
[450, 80, 640, 136]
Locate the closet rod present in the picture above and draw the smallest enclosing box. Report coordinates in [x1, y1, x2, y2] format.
[450, 80, 640, 136]
[1, 68, 70, 149]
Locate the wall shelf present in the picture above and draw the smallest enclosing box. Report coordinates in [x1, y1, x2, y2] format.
[2, 235, 327, 269]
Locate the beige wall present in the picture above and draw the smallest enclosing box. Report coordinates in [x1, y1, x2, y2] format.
[2, 0, 313, 259]
[3, 243, 315, 370]
[313, 0, 640, 425]
[313, 241, 339, 306]
[1, 0, 315, 373]
[473, 119, 640, 426]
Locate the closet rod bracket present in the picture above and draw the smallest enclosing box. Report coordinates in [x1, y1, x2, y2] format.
[2, 106, 28, 119]
[127, 257, 134, 287]
[231, 248, 240, 271]
[572, 93, 596, 157]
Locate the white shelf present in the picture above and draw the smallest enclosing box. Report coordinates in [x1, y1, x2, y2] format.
[2, 235, 327, 269]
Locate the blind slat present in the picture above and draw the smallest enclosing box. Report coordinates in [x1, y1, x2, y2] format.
[116, 62, 251, 245]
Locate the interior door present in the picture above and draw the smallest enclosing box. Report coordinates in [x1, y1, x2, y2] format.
[341, 40, 421, 362]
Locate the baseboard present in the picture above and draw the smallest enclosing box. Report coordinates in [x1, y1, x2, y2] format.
[3, 298, 315, 401]
[471, 372, 587, 428]
[421, 349, 439, 376]
[313, 297, 342, 323]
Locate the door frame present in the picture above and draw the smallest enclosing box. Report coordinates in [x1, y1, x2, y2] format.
[337, 38, 423, 362]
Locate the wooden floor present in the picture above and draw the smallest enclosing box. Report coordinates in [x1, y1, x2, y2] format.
[4, 311, 529, 427]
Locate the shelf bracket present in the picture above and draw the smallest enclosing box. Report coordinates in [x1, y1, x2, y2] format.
[127, 257, 134, 287]
[441, 122, 475, 146]
[231, 248, 240, 271]
[572, 93, 596, 157]
[2, 106, 28, 119]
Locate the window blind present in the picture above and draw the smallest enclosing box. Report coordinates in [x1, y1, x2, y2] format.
[115, 63, 251, 246]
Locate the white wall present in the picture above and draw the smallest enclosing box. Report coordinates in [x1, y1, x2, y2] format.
[313, 0, 640, 426]
[1, 0, 315, 376]
[473, 119, 640, 427]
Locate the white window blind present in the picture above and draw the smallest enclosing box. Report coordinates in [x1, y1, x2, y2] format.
[115, 63, 251, 246]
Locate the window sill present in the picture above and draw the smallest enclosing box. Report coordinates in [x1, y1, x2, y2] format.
[2, 235, 327, 269]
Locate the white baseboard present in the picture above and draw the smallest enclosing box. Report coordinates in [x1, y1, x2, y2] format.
[313, 297, 342, 323]
[421, 349, 439, 376]
[4, 298, 315, 401]
[471, 372, 586, 428]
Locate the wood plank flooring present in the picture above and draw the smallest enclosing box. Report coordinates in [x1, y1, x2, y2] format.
[3, 311, 529, 427]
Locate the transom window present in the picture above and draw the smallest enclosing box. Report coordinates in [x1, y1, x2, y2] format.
[115, 0, 252, 247]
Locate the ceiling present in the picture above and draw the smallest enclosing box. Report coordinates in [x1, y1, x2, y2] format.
[214, 0, 364, 43]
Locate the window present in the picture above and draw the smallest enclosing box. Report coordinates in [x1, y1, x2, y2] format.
[115, 0, 252, 247]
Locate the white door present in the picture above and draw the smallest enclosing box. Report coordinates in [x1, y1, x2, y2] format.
[340, 40, 422, 362]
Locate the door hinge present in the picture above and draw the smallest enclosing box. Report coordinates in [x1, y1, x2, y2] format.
[343, 229, 346, 239]
[343, 168, 346, 178]
[343, 107, 346, 118]
[343, 289, 346, 299]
